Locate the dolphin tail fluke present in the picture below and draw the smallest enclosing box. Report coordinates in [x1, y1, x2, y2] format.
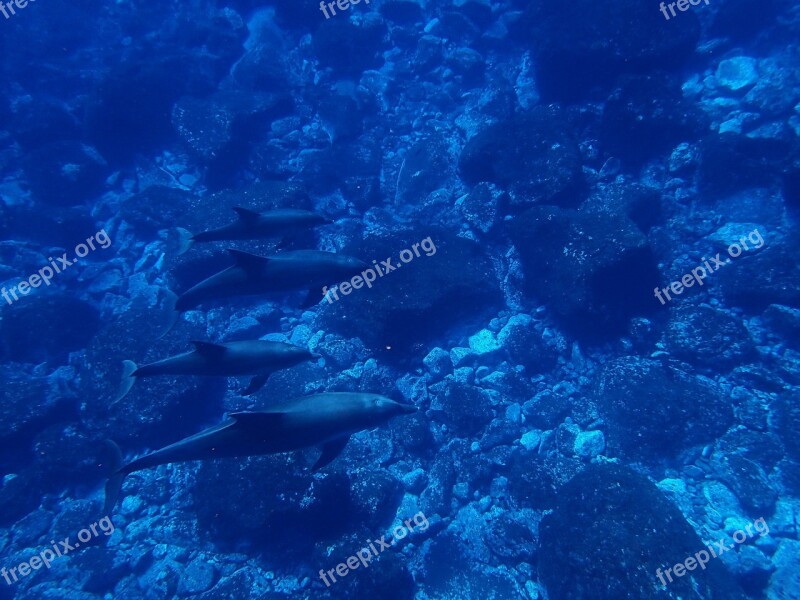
[176, 227, 194, 256]
[241, 374, 270, 396]
[103, 440, 126, 515]
[111, 360, 138, 406]
[157, 289, 180, 339]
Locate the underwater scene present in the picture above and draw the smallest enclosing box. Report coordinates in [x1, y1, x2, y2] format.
[0, 0, 799, 598]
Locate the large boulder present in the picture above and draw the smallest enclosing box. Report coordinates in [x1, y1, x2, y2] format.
[600, 74, 708, 167]
[319, 229, 501, 357]
[593, 357, 733, 462]
[539, 463, 748, 600]
[509, 205, 660, 338]
[514, 0, 700, 101]
[459, 106, 583, 205]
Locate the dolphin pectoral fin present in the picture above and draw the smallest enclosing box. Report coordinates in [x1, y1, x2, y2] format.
[111, 360, 138, 406]
[241, 374, 269, 396]
[103, 440, 126, 515]
[226, 249, 271, 271]
[157, 289, 180, 340]
[191, 341, 228, 358]
[176, 227, 194, 255]
[312, 437, 350, 471]
[232, 207, 261, 222]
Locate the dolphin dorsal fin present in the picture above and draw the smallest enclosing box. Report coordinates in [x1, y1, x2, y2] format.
[232, 207, 261, 221]
[226, 249, 271, 270]
[191, 341, 227, 357]
[229, 411, 285, 432]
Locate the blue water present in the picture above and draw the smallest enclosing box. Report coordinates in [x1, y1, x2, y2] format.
[0, 0, 799, 598]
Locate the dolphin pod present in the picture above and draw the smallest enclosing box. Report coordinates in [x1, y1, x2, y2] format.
[104, 393, 418, 513]
[103, 198, 417, 515]
[112, 340, 321, 405]
[176, 207, 332, 255]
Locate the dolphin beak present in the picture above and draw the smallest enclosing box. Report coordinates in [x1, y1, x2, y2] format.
[397, 403, 418, 415]
[311, 353, 323, 360]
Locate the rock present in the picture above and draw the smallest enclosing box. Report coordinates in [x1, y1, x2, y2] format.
[509, 205, 660, 338]
[459, 106, 583, 205]
[396, 136, 453, 203]
[401, 468, 428, 494]
[178, 556, 218, 595]
[0, 294, 100, 363]
[422, 530, 525, 598]
[579, 183, 664, 233]
[120, 186, 194, 236]
[767, 539, 800, 600]
[430, 383, 494, 437]
[594, 357, 733, 462]
[86, 56, 218, 163]
[380, 0, 424, 25]
[665, 304, 756, 369]
[9, 97, 79, 150]
[23, 141, 107, 206]
[716, 240, 800, 309]
[483, 510, 538, 563]
[706, 223, 767, 254]
[320, 229, 501, 357]
[717, 454, 778, 513]
[445, 47, 485, 82]
[600, 74, 708, 167]
[468, 329, 502, 357]
[515, 0, 699, 101]
[573, 430, 605, 459]
[172, 90, 293, 164]
[715, 57, 759, 92]
[456, 182, 502, 233]
[539, 464, 748, 599]
[506, 451, 582, 511]
[762, 304, 800, 348]
[522, 390, 571, 430]
[520, 430, 542, 451]
[312, 17, 387, 77]
[698, 133, 790, 197]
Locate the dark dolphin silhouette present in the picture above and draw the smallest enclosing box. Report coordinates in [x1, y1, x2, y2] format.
[113, 340, 319, 404]
[177, 208, 331, 254]
[159, 249, 368, 336]
[103, 393, 417, 513]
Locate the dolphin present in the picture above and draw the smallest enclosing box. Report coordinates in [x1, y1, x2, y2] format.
[103, 393, 418, 513]
[173, 249, 369, 313]
[113, 340, 319, 404]
[177, 208, 332, 255]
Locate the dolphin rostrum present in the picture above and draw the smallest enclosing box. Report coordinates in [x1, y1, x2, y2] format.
[173, 249, 368, 313]
[177, 208, 332, 255]
[103, 393, 418, 513]
[113, 340, 320, 404]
